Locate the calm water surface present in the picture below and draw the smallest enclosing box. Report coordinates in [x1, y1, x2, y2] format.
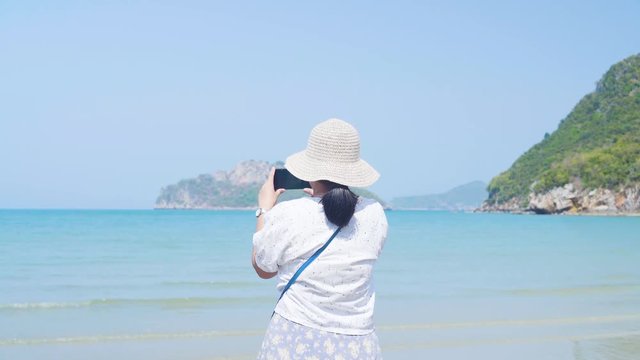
[1, 209, 639, 359]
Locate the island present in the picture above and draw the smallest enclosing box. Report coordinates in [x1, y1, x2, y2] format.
[155, 160, 387, 209]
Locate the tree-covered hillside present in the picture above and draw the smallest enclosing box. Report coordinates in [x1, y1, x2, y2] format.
[487, 54, 640, 205]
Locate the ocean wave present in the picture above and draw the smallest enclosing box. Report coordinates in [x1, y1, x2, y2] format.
[0, 296, 273, 311]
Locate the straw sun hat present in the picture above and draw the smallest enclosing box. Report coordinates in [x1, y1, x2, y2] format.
[285, 118, 380, 188]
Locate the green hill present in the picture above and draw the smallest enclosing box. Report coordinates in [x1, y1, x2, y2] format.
[485, 54, 640, 210]
[392, 181, 487, 210]
[155, 160, 387, 209]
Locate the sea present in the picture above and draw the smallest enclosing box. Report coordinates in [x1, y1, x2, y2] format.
[1, 209, 639, 360]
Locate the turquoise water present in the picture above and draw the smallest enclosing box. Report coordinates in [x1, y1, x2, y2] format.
[1, 209, 639, 359]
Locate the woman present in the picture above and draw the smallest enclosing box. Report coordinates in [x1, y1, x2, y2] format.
[252, 118, 388, 359]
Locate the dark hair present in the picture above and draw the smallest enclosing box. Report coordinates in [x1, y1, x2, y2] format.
[319, 181, 359, 227]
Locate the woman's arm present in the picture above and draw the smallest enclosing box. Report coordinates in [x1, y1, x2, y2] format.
[251, 167, 284, 279]
[252, 248, 277, 279]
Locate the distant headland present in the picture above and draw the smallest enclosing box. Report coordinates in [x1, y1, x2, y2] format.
[155, 161, 488, 211]
[391, 181, 487, 211]
[154, 160, 387, 210]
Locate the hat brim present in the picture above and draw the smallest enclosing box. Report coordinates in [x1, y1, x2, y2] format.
[285, 150, 380, 188]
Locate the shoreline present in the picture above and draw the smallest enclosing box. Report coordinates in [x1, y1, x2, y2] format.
[473, 209, 640, 217]
[154, 206, 640, 217]
[154, 206, 256, 211]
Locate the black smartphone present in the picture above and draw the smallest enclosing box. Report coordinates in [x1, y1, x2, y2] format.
[274, 168, 311, 190]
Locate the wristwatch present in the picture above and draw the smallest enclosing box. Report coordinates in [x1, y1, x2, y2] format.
[255, 208, 267, 218]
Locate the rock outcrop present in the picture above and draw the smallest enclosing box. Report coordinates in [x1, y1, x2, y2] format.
[480, 183, 640, 215]
[476, 197, 525, 213]
[528, 183, 578, 214]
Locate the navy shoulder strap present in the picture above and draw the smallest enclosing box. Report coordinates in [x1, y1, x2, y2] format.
[272, 226, 342, 316]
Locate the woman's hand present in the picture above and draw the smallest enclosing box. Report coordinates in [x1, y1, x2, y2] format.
[258, 167, 286, 211]
[254, 168, 286, 273]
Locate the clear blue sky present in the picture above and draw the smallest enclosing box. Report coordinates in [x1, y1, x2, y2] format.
[1, 1, 639, 209]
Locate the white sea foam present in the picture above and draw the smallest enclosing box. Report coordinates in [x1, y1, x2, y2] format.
[0, 296, 273, 311]
[0, 329, 264, 346]
[0, 301, 93, 310]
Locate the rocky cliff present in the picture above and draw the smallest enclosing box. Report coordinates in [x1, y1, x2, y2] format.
[478, 183, 640, 214]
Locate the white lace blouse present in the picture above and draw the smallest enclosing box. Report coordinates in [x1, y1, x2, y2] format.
[253, 196, 388, 335]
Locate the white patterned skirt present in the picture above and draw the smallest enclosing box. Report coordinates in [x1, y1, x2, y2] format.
[257, 313, 382, 360]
